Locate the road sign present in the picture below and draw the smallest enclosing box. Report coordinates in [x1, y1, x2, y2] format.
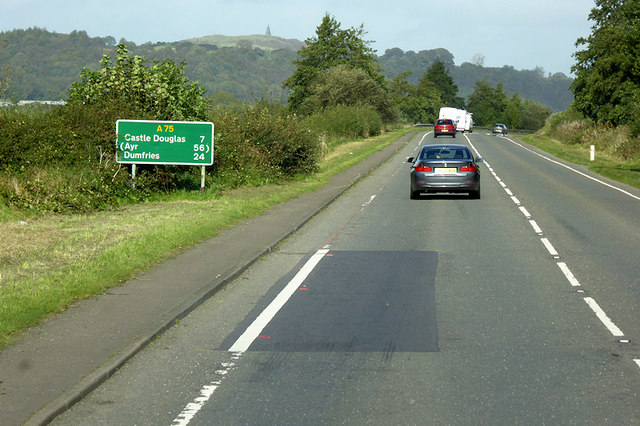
[116, 119, 214, 165]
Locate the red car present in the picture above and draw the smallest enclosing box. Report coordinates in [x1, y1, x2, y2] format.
[434, 119, 456, 138]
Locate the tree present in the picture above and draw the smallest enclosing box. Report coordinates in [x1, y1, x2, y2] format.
[69, 44, 207, 120]
[503, 93, 523, 129]
[300, 64, 394, 122]
[283, 14, 385, 113]
[571, 0, 640, 133]
[467, 79, 502, 125]
[468, 79, 550, 129]
[389, 70, 441, 124]
[415, 74, 443, 123]
[521, 99, 552, 130]
[0, 67, 10, 100]
[423, 60, 464, 108]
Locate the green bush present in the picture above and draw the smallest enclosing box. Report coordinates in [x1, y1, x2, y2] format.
[539, 104, 640, 161]
[0, 163, 141, 213]
[304, 105, 383, 140]
[208, 101, 321, 188]
[69, 44, 207, 121]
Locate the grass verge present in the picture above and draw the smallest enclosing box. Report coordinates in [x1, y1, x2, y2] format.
[0, 128, 415, 347]
[519, 133, 640, 190]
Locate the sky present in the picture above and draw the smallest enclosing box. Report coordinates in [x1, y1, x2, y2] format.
[2, 0, 596, 76]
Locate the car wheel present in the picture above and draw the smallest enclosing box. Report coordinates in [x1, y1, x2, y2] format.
[410, 189, 420, 199]
[453, 133, 456, 138]
[469, 187, 481, 199]
[433, 134, 437, 138]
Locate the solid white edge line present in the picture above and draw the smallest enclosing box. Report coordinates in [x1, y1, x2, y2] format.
[468, 134, 630, 345]
[228, 248, 329, 353]
[557, 262, 581, 287]
[584, 297, 625, 337]
[504, 137, 640, 201]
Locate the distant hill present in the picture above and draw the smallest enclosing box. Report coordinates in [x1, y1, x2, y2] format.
[0, 27, 573, 111]
[182, 34, 304, 52]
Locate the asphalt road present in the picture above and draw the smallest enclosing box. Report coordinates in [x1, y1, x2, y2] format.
[53, 130, 640, 424]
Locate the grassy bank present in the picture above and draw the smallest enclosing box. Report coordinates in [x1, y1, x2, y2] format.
[0, 128, 415, 347]
[519, 120, 640, 191]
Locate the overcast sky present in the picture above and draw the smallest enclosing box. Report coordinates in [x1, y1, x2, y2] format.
[2, 0, 596, 76]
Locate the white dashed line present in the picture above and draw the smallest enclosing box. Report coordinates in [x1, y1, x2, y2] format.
[540, 238, 559, 257]
[557, 262, 581, 287]
[518, 206, 532, 219]
[466, 133, 635, 366]
[584, 297, 625, 337]
[529, 220, 543, 235]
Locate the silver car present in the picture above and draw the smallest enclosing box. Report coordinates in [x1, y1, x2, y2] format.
[492, 123, 508, 135]
[407, 144, 482, 199]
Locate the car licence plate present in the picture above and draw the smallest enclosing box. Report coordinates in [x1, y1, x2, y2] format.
[435, 168, 457, 174]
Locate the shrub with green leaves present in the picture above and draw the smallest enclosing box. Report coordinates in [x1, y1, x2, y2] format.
[304, 105, 383, 141]
[69, 44, 207, 121]
[208, 101, 321, 188]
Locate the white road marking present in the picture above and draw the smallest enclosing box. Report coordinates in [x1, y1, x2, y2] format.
[518, 206, 531, 218]
[172, 384, 220, 426]
[361, 195, 376, 210]
[557, 262, 581, 287]
[173, 248, 331, 424]
[529, 220, 543, 235]
[172, 354, 241, 425]
[540, 237, 559, 257]
[584, 297, 625, 337]
[504, 137, 640, 201]
[467, 133, 637, 366]
[228, 248, 329, 353]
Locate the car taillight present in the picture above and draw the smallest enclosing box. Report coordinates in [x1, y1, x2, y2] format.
[415, 163, 432, 172]
[459, 163, 477, 172]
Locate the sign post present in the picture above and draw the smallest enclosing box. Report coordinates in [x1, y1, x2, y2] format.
[116, 119, 214, 191]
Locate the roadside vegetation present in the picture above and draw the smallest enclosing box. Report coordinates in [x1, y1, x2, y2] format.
[0, 28, 572, 111]
[0, 127, 412, 348]
[521, 106, 640, 190]
[520, 0, 640, 191]
[0, 14, 414, 347]
[1, 1, 638, 347]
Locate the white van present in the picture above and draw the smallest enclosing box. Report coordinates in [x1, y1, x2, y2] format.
[439, 107, 462, 131]
[454, 109, 467, 132]
[461, 112, 473, 133]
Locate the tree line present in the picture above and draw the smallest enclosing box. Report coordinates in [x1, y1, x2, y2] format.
[0, 26, 572, 112]
[8, 11, 614, 216]
[571, 0, 640, 136]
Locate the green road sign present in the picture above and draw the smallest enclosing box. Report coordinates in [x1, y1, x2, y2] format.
[116, 120, 214, 165]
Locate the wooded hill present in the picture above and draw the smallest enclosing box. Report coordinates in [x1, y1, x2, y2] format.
[0, 27, 573, 111]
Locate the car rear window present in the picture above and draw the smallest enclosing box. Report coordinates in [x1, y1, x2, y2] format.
[421, 148, 470, 160]
[436, 119, 453, 125]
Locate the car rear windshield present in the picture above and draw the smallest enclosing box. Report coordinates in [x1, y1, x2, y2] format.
[421, 148, 470, 160]
[436, 119, 453, 125]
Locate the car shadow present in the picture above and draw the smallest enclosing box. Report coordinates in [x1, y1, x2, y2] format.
[412, 193, 475, 200]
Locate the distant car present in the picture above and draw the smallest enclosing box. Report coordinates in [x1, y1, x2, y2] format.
[434, 119, 456, 138]
[493, 123, 508, 135]
[407, 144, 482, 199]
